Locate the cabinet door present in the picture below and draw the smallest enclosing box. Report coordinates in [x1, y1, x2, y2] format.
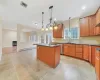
[88, 46, 92, 63]
[64, 44, 69, 56]
[96, 8, 100, 25]
[69, 44, 75, 57]
[95, 50, 100, 80]
[89, 15, 96, 36]
[94, 27, 100, 35]
[83, 45, 89, 61]
[53, 24, 63, 38]
[91, 46, 97, 66]
[76, 53, 83, 59]
[80, 17, 89, 37]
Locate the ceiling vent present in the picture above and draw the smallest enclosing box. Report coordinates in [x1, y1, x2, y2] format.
[20, 1, 27, 8]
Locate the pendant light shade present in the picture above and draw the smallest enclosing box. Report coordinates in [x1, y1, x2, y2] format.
[54, 26, 58, 30]
[45, 28, 48, 31]
[49, 26, 53, 30]
[41, 28, 44, 31]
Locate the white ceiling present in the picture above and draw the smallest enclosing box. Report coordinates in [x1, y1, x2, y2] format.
[0, 0, 100, 29]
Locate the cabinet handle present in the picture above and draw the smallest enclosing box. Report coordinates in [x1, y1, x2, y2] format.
[96, 57, 100, 60]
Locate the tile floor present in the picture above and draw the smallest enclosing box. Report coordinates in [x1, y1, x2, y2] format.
[0, 48, 96, 80]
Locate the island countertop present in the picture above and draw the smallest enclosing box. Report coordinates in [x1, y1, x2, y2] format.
[34, 43, 61, 47]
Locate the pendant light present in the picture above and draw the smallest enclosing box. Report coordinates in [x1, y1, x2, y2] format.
[45, 6, 59, 30]
[68, 17, 71, 38]
[41, 12, 45, 31]
[49, 6, 53, 30]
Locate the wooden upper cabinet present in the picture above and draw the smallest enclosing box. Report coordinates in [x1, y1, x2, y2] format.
[53, 24, 63, 38]
[94, 8, 100, 35]
[88, 15, 96, 36]
[80, 17, 89, 37]
[96, 7, 100, 25]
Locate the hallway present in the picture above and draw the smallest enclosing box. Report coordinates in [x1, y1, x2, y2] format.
[0, 49, 96, 80]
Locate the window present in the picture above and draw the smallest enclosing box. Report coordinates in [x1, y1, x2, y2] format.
[64, 27, 79, 39]
[46, 32, 53, 44]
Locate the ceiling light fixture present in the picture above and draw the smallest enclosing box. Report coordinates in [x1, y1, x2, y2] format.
[40, 6, 62, 31]
[45, 6, 62, 30]
[45, 28, 48, 31]
[35, 23, 37, 25]
[82, 6, 86, 10]
[49, 27, 53, 30]
[54, 18, 57, 21]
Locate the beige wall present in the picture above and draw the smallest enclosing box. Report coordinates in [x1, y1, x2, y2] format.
[2, 29, 29, 48]
[2, 29, 17, 48]
[0, 22, 2, 61]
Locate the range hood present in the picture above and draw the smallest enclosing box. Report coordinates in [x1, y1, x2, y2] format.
[96, 23, 100, 27]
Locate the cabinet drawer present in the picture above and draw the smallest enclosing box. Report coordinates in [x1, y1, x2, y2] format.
[76, 48, 83, 53]
[76, 53, 82, 58]
[76, 45, 83, 48]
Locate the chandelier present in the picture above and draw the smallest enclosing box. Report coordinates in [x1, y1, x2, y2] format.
[46, 6, 58, 31]
[41, 6, 62, 31]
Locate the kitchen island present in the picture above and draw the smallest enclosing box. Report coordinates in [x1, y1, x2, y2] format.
[36, 44, 61, 68]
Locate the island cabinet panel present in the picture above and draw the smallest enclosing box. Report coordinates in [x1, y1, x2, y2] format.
[54, 46, 61, 67]
[88, 15, 96, 36]
[95, 49, 100, 80]
[80, 17, 89, 37]
[53, 24, 63, 38]
[96, 8, 100, 25]
[83, 45, 90, 61]
[37, 45, 60, 68]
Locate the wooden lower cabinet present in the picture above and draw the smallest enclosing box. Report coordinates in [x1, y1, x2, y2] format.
[63, 44, 69, 56]
[89, 46, 92, 63]
[75, 45, 83, 59]
[91, 46, 97, 66]
[83, 45, 90, 61]
[64, 44, 75, 57]
[95, 49, 100, 80]
[63, 43, 100, 80]
[69, 44, 76, 57]
[37, 45, 60, 68]
[76, 53, 82, 58]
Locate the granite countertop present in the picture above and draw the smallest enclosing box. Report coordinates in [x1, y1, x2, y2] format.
[35, 43, 60, 47]
[52, 42, 100, 46]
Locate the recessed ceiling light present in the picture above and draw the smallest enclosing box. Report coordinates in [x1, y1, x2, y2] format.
[82, 6, 86, 10]
[54, 18, 57, 21]
[35, 23, 37, 25]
